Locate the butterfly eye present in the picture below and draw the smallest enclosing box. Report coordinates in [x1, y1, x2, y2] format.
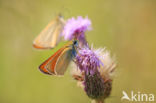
[73, 40, 78, 45]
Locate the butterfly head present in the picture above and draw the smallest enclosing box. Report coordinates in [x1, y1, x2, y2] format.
[73, 40, 78, 47]
[71, 40, 79, 57]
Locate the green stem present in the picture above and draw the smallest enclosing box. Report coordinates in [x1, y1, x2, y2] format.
[92, 99, 104, 103]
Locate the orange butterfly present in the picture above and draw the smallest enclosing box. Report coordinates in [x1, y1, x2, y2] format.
[33, 15, 65, 49]
[39, 40, 78, 75]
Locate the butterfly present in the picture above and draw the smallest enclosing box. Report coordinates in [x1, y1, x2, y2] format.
[39, 40, 78, 75]
[33, 14, 65, 49]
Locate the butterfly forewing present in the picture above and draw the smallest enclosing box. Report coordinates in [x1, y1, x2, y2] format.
[33, 16, 65, 49]
[39, 47, 65, 75]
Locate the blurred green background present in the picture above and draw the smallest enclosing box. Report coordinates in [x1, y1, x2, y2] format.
[0, 0, 156, 103]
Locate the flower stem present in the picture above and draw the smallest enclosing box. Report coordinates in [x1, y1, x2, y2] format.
[92, 99, 104, 103]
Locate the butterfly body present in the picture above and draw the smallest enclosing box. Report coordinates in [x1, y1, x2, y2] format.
[39, 40, 78, 75]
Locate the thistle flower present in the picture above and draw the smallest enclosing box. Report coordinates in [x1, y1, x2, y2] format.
[75, 47, 101, 75]
[72, 47, 116, 103]
[62, 16, 92, 46]
[94, 48, 116, 79]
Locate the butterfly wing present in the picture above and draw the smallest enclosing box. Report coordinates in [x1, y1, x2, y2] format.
[33, 16, 65, 49]
[39, 47, 65, 75]
[54, 47, 73, 75]
[39, 41, 74, 75]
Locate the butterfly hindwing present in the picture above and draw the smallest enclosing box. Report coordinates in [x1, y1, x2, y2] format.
[54, 47, 73, 75]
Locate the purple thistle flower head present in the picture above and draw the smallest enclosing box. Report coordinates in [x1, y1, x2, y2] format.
[74, 47, 114, 100]
[76, 47, 101, 75]
[75, 47, 106, 99]
[62, 16, 92, 46]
